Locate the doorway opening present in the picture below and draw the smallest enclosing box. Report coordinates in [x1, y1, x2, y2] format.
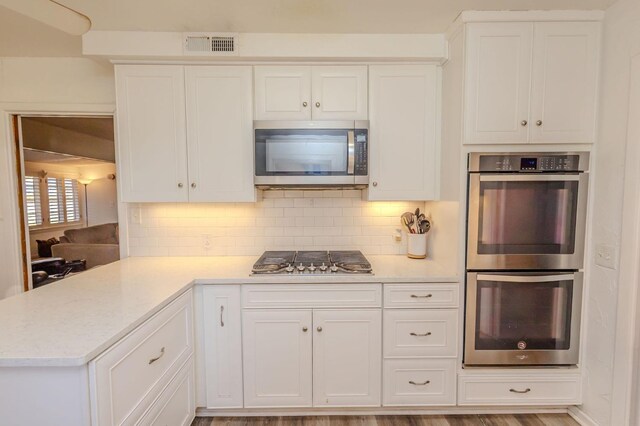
[13, 115, 118, 291]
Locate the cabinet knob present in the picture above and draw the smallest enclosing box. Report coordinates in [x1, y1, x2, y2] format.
[521, 120, 528, 126]
[536, 120, 543, 126]
[302, 326, 308, 332]
[302, 102, 308, 107]
[178, 183, 184, 188]
[372, 182, 378, 187]
[317, 326, 323, 332]
[191, 183, 197, 188]
[315, 102, 321, 108]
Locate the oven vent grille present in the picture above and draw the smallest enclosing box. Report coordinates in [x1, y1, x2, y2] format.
[183, 33, 238, 56]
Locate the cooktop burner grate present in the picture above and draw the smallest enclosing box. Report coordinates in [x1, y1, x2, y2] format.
[251, 250, 373, 275]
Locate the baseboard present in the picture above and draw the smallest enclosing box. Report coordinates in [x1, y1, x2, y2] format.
[568, 406, 599, 426]
[196, 406, 571, 417]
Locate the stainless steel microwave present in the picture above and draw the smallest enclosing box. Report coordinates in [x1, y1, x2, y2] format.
[254, 121, 369, 188]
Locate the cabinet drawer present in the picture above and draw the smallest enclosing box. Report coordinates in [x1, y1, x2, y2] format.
[384, 284, 459, 308]
[90, 290, 194, 425]
[136, 358, 195, 426]
[384, 309, 458, 358]
[458, 373, 582, 406]
[383, 359, 456, 406]
[242, 284, 381, 308]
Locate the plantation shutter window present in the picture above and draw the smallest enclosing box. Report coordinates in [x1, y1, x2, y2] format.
[64, 178, 80, 222]
[24, 176, 43, 227]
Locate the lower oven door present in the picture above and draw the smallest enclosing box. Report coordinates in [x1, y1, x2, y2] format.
[464, 272, 582, 366]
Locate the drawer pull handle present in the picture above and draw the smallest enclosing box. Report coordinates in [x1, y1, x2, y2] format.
[148, 347, 165, 365]
[509, 388, 531, 394]
[409, 380, 430, 386]
[410, 332, 432, 337]
[410, 294, 433, 299]
[220, 305, 225, 327]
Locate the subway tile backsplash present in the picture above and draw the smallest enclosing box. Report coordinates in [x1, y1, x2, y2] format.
[127, 190, 425, 256]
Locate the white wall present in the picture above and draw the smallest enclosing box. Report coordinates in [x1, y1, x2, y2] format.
[0, 57, 115, 299]
[580, 0, 640, 423]
[77, 163, 118, 227]
[127, 190, 433, 256]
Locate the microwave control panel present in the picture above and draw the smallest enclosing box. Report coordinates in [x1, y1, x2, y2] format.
[477, 154, 582, 172]
[354, 129, 368, 176]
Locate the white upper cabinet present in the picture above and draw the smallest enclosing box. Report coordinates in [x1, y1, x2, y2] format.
[311, 66, 368, 120]
[529, 22, 600, 144]
[312, 309, 381, 407]
[368, 65, 439, 201]
[254, 66, 312, 120]
[255, 66, 367, 120]
[116, 65, 255, 203]
[465, 23, 533, 144]
[116, 65, 189, 202]
[464, 21, 600, 145]
[185, 66, 256, 202]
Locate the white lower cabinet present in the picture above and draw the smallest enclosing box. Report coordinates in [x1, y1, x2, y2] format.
[313, 309, 382, 407]
[137, 358, 195, 426]
[90, 289, 195, 426]
[242, 309, 313, 408]
[383, 359, 457, 406]
[457, 372, 582, 406]
[202, 286, 243, 408]
[383, 309, 458, 358]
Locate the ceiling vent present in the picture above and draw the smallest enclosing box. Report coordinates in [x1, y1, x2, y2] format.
[183, 33, 238, 56]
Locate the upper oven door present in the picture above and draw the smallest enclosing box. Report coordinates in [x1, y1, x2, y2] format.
[467, 173, 588, 270]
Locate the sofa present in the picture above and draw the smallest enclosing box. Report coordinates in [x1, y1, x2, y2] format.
[51, 223, 120, 269]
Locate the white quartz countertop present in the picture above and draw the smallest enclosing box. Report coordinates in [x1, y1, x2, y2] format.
[0, 255, 457, 367]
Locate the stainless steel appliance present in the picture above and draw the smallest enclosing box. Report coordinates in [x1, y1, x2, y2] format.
[464, 152, 589, 366]
[465, 271, 582, 365]
[467, 152, 589, 271]
[251, 250, 372, 275]
[254, 121, 368, 188]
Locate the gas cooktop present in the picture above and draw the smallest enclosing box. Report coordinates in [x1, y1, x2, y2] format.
[251, 250, 373, 275]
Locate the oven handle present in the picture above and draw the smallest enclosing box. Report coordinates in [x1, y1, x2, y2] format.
[477, 274, 576, 283]
[479, 174, 581, 182]
[347, 130, 355, 175]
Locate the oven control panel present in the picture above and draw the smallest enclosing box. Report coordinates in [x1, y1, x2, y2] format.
[476, 154, 582, 172]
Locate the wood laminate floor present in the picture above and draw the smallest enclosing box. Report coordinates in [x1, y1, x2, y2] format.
[192, 414, 579, 426]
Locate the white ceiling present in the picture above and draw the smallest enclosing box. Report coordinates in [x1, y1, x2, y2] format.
[57, 0, 615, 34]
[0, 6, 81, 56]
[0, 0, 616, 57]
[23, 149, 112, 167]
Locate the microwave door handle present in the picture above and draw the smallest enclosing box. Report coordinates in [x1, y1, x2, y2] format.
[347, 130, 355, 175]
[476, 274, 576, 283]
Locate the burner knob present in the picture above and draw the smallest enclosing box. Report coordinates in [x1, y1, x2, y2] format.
[308, 263, 317, 272]
[285, 263, 294, 273]
[330, 263, 339, 273]
[319, 262, 328, 272]
[296, 263, 306, 272]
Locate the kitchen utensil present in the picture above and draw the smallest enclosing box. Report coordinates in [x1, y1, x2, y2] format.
[419, 218, 431, 234]
[401, 212, 415, 233]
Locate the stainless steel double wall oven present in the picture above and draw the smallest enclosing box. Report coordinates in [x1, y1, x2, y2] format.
[464, 152, 589, 366]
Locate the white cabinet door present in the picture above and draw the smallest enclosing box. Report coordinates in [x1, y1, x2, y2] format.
[530, 22, 600, 144]
[464, 23, 533, 144]
[368, 65, 439, 201]
[202, 286, 243, 408]
[311, 66, 368, 120]
[254, 66, 312, 120]
[242, 310, 313, 407]
[185, 66, 256, 202]
[312, 309, 382, 407]
[115, 65, 188, 202]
